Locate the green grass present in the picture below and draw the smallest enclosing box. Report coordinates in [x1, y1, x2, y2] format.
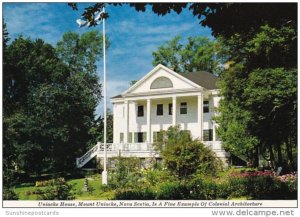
[14, 175, 115, 200]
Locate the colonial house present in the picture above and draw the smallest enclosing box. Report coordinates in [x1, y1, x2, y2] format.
[76, 64, 229, 168]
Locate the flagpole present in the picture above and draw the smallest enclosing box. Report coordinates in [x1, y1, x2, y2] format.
[102, 5, 108, 185]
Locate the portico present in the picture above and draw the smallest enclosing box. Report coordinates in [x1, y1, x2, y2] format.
[118, 92, 205, 144]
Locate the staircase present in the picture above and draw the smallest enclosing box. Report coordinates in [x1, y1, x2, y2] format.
[76, 142, 157, 168]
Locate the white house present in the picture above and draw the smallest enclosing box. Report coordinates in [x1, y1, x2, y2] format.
[76, 64, 229, 168]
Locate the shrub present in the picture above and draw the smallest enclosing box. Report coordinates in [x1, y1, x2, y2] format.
[114, 188, 156, 200]
[36, 178, 74, 200]
[225, 170, 295, 199]
[186, 178, 218, 199]
[143, 169, 174, 186]
[3, 188, 19, 200]
[156, 181, 189, 199]
[225, 177, 248, 198]
[108, 157, 141, 189]
[154, 126, 223, 179]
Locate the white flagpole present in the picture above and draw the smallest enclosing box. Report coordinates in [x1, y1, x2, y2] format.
[102, 5, 108, 185]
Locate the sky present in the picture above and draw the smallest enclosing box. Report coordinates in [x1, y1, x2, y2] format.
[3, 2, 213, 116]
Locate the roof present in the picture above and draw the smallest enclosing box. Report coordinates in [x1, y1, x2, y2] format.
[111, 94, 122, 99]
[179, 71, 219, 90]
[111, 70, 219, 99]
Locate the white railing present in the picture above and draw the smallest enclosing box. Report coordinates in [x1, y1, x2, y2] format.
[76, 142, 155, 168]
[76, 141, 223, 168]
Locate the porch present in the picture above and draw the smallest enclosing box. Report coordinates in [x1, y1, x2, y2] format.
[76, 141, 224, 168]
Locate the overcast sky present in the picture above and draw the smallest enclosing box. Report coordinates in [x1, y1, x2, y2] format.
[3, 2, 213, 116]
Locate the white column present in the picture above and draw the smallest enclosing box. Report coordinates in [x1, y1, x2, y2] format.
[172, 96, 177, 125]
[198, 93, 203, 140]
[124, 100, 129, 143]
[147, 99, 151, 142]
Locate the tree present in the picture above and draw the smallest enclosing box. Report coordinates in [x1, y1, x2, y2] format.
[154, 126, 222, 178]
[244, 68, 297, 168]
[56, 30, 109, 75]
[3, 30, 108, 178]
[88, 109, 114, 149]
[152, 36, 221, 73]
[216, 25, 297, 168]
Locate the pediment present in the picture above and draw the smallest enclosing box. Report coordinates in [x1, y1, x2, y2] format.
[123, 64, 203, 95]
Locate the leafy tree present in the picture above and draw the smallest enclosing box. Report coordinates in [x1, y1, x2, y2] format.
[244, 68, 297, 168]
[154, 126, 222, 179]
[3, 19, 9, 48]
[216, 25, 297, 168]
[88, 109, 114, 149]
[56, 30, 109, 75]
[3, 30, 108, 179]
[152, 36, 221, 73]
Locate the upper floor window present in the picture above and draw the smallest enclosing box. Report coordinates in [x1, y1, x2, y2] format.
[169, 103, 173, 115]
[137, 105, 144, 117]
[157, 104, 163, 116]
[203, 101, 209, 113]
[180, 102, 187, 114]
[150, 76, 173, 89]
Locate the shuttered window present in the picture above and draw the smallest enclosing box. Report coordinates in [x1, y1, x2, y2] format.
[128, 132, 133, 143]
[120, 133, 124, 143]
[203, 129, 213, 141]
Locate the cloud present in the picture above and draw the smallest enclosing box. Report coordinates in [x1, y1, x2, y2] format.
[3, 3, 59, 44]
[3, 2, 213, 118]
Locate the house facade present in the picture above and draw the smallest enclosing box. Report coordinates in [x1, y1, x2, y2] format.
[76, 64, 229, 168]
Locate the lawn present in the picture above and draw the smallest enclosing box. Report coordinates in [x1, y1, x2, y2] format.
[14, 175, 115, 200]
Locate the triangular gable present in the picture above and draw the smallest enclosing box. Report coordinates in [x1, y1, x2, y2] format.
[122, 64, 204, 95]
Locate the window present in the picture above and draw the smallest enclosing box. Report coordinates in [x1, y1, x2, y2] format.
[203, 101, 209, 113]
[203, 129, 213, 141]
[134, 132, 146, 143]
[128, 132, 132, 143]
[150, 76, 173, 89]
[169, 103, 173, 115]
[120, 133, 124, 143]
[180, 102, 187, 114]
[137, 105, 144, 117]
[153, 131, 163, 143]
[157, 104, 163, 116]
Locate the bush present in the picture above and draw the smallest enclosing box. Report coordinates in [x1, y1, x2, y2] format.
[187, 178, 219, 200]
[108, 157, 141, 189]
[154, 126, 223, 179]
[36, 178, 74, 200]
[156, 181, 189, 199]
[225, 177, 248, 198]
[3, 188, 19, 200]
[114, 188, 156, 200]
[224, 170, 297, 199]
